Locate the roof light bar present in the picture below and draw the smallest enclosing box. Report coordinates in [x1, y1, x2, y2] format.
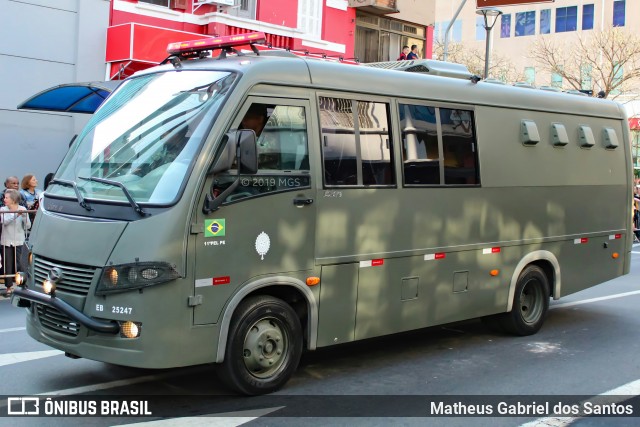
[167, 32, 267, 56]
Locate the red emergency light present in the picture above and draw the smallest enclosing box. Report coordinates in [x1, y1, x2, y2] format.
[167, 32, 267, 56]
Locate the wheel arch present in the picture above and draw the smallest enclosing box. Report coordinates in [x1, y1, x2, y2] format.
[215, 276, 318, 363]
[506, 250, 560, 312]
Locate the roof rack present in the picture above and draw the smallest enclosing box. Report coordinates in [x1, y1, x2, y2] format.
[362, 59, 474, 81]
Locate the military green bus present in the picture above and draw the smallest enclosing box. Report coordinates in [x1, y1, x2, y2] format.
[13, 33, 632, 395]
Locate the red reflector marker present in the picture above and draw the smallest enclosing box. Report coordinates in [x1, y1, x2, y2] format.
[359, 259, 384, 268]
[574, 237, 589, 244]
[213, 276, 230, 285]
[482, 247, 501, 254]
[609, 234, 622, 240]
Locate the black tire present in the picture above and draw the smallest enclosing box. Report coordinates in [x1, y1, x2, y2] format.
[219, 295, 302, 395]
[500, 265, 550, 336]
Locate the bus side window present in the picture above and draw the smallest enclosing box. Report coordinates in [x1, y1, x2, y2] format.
[320, 96, 394, 187]
[399, 104, 440, 185]
[439, 108, 479, 185]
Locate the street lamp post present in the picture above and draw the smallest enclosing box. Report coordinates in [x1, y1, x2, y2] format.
[476, 7, 503, 79]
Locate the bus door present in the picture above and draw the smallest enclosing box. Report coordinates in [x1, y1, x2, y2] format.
[191, 97, 317, 325]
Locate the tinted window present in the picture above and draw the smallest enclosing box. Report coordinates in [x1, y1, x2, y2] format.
[400, 104, 440, 185]
[439, 109, 479, 185]
[515, 11, 536, 37]
[400, 104, 479, 187]
[320, 97, 394, 187]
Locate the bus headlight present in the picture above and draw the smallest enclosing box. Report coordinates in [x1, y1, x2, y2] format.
[96, 262, 179, 295]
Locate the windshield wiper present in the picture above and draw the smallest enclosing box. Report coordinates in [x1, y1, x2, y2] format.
[79, 176, 148, 217]
[50, 179, 93, 211]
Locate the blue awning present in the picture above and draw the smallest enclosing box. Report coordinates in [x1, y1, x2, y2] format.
[17, 81, 121, 114]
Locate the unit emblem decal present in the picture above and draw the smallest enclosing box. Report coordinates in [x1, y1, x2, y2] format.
[255, 232, 271, 260]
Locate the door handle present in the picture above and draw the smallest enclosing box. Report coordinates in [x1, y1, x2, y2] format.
[293, 197, 314, 207]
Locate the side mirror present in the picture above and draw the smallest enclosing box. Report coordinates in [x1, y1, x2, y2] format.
[203, 129, 258, 214]
[210, 130, 258, 175]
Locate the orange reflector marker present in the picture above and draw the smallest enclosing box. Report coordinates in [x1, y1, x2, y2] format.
[490, 269, 500, 276]
[306, 277, 320, 286]
[612, 252, 619, 259]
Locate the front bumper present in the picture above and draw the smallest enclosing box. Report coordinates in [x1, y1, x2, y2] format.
[12, 286, 119, 334]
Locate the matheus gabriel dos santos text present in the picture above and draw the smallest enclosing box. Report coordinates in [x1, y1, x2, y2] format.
[430, 401, 634, 416]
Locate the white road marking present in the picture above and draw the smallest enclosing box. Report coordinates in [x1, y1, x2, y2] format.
[36, 372, 184, 396]
[550, 290, 640, 309]
[520, 379, 640, 427]
[0, 326, 26, 333]
[112, 407, 284, 427]
[0, 350, 62, 367]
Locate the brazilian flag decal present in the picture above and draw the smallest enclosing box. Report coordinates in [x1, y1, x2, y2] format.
[204, 219, 225, 237]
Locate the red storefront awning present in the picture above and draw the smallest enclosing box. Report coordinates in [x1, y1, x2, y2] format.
[106, 23, 208, 79]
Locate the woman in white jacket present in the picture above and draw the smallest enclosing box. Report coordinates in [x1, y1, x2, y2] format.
[1, 189, 30, 295]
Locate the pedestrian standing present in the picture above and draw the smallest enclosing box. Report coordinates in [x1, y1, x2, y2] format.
[406, 45, 420, 60]
[1, 189, 30, 296]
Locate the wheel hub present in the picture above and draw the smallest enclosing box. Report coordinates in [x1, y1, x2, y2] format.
[242, 318, 287, 378]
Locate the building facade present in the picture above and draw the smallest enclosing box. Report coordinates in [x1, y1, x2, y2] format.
[3, 0, 432, 178]
[431, 0, 640, 169]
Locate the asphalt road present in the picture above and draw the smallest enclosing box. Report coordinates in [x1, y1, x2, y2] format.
[1, 247, 639, 426]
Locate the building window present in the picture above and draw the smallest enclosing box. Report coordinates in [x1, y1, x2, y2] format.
[138, 0, 170, 6]
[581, 64, 592, 91]
[556, 6, 578, 32]
[525, 67, 535, 85]
[476, 16, 486, 41]
[320, 97, 394, 187]
[515, 11, 536, 37]
[435, 20, 462, 43]
[298, 0, 323, 37]
[611, 62, 623, 94]
[540, 9, 551, 34]
[501, 14, 511, 38]
[582, 4, 594, 30]
[613, 0, 625, 27]
[551, 71, 563, 89]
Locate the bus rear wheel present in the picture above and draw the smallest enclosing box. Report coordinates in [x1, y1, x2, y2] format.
[220, 295, 302, 395]
[501, 265, 550, 336]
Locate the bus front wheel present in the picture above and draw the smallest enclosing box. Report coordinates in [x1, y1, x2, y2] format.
[220, 295, 302, 395]
[501, 265, 550, 336]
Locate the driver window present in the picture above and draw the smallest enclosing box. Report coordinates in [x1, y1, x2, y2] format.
[213, 102, 311, 202]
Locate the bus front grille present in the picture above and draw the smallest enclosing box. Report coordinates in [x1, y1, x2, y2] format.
[34, 257, 97, 296]
[35, 304, 80, 337]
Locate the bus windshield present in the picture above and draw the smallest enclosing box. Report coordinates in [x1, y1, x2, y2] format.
[51, 70, 236, 205]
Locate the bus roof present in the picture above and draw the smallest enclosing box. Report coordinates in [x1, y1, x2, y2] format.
[134, 53, 625, 120]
